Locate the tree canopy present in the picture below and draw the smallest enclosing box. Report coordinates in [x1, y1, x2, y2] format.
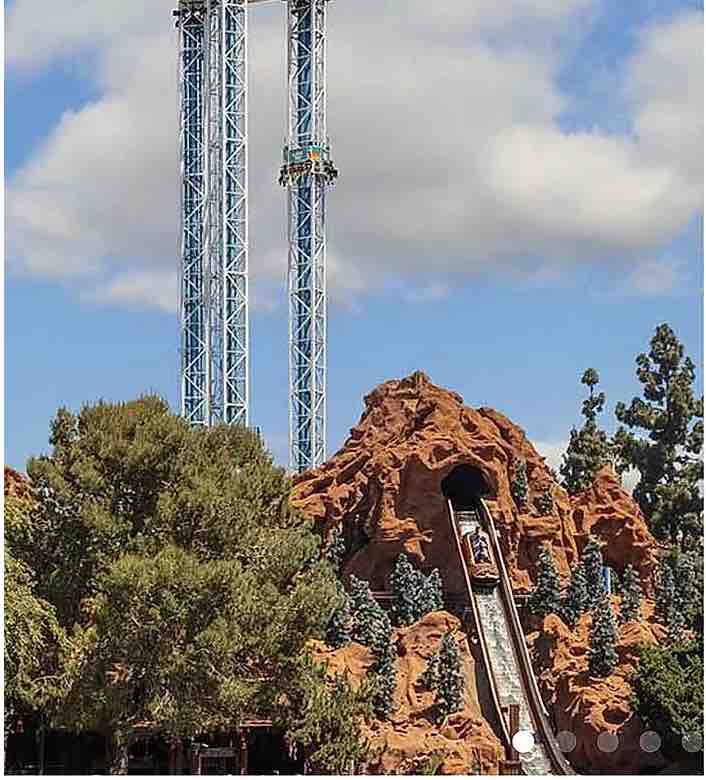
[7, 397, 357, 772]
[614, 324, 703, 545]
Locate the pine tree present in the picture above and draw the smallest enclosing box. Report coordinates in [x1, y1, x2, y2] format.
[588, 591, 619, 677]
[534, 490, 554, 515]
[326, 583, 353, 648]
[561, 369, 612, 495]
[348, 576, 387, 648]
[619, 564, 642, 624]
[369, 611, 397, 719]
[422, 632, 464, 723]
[655, 560, 687, 644]
[390, 555, 444, 627]
[560, 564, 589, 628]
[614, 324, 704, 546]
[390, 553, 423, 627]
[419, 568, 444, 616]
[528, 547, 562, 618]
[324, 526, 346, 576]
[581, 538, 605, 608]
[511, 460, 529, 509]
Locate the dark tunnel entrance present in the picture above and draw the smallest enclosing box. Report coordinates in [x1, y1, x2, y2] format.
[441, 464, 491, 511]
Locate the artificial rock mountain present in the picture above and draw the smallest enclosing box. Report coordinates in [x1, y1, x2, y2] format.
[293, 372, 667, 773]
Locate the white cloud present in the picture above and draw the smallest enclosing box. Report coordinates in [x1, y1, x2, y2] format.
[5, 1, 703, 311]
[624, 258, 681, 297]
[91, 269, 178, 313]
[534, 440, 567, 474]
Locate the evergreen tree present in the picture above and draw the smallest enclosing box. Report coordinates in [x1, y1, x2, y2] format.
[326, 583, 353, 648]
[324, 525, 346, 576]
[528, 547, 562, 618]
[581, 538, 605, 608]
[511, 460, 529, 509]
[561, 369, 612, 494]
[534, 490, 554, 515]
[614, 324, 704, 546]
[348, 575, 387, 648]
[588, 592, 619, 677]
[369, 612, 397, 719]
[619, 564, 642, 624]
[673, 550, 701, 630]
[655, 561, 687, 644]
[422, 632, 464, 723]
[560, 564, 589, 628]
[390, 554, 444, 627]
[390, 553, 423, 627]
[419, 568, 444, 616]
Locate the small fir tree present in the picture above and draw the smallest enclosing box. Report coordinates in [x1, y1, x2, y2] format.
[560, 564, 589, 628]
[419, 568, 444, 616]
[324, 526, 346, 576]
[534, 490, 554, 515]
[348, 576, 387, 648]
[390, 553, 423, 627]
[369, 611, 397, 719]
[588, 591, 619, 677]
[511, 460, 529, 509]
[422, 632, 464, 723]
[619, 564, 642, 624]
[528, 547, 562, 618]
[581, 538, 605, 608]
[560, 369, 612, 495]
[673, 550, 701, 628]
[655, 561, 687, 644]
[390, 554, 444, 627]
[326, 583, 353, 648]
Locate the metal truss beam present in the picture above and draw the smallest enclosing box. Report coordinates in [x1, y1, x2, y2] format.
[176, 0, 249, 428]
[280, 0, 337, 473]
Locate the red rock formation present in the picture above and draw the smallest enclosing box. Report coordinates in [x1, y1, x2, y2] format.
[528, 603, 667, 773]
[312, 611, 503, 774]
[292, 372, 657, 595]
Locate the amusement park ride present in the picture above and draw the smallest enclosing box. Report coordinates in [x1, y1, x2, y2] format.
[174, 0, 337, 473]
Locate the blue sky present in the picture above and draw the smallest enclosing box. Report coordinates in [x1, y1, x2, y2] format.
[5, 0, 704, 470]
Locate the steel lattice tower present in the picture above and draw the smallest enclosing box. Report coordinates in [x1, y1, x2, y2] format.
[280, 0, 338, 472]
[175, 0, 249, 427]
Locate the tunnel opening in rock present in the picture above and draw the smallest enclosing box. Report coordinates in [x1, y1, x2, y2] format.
[441, 464, 491, 511]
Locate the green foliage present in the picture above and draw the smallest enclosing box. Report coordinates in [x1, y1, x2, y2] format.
[511, 460, 529, 509]
[422, 632, 464, 723]
[390, 553, 443, 627]
[588, 591, 619, 678]
[561, 369, 613, 494]
[528, 547, 562, 618]
[283, 666, 374, 774]
[346, 576, 397, 719]
[655, 560, 686, 644]
[11, 397, 343, 769]
[324, 525, 346, 576]
[581, 538, 605, 608]
[614, 324, 704, 546]
[534, 490, 554, 515]
[4, 496, 66, 737]
[619, 564, 642, 624]
[560, 564, 589, 628]
[326, 583, 354, 649]
[630, 640, 703, 762]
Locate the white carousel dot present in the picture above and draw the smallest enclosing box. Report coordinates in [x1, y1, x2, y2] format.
[596, 731, 619, 753]
[682, 732, 704, 753]
[556, 731, 577, 753]
[639, 731, 662, 753]
[512, 730, 535, 755]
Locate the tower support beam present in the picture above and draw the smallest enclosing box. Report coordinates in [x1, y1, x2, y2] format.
[176, 0, 249, 428]
[280, 0, 337, 473]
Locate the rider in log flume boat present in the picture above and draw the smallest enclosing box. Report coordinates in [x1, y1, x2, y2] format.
[463, 503, 500, 588]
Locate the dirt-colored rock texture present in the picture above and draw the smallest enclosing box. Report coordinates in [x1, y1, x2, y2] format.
[291, 371, 658, 594]
[529, 604, 668, 773]
[313, 611, 503, 775]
